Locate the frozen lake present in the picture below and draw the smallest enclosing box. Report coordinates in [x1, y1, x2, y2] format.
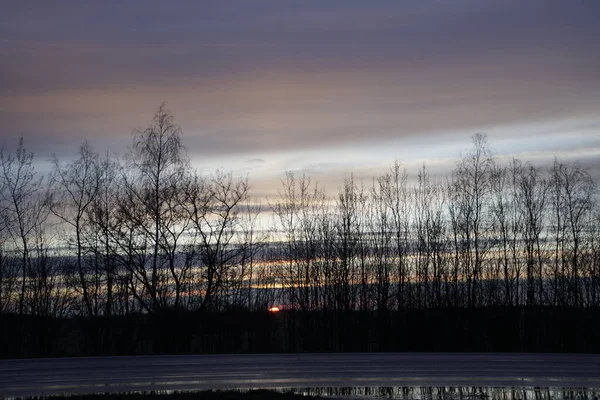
[1, 353, 600, 397]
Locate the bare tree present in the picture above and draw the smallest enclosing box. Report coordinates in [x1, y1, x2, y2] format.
[489, 160, 523, 306]
[0, 139, 49, 315]
[0, 202, 17, 314]
[332, 174, 365, 311]
[185, 170, 250, 310]
[120, 103, 189, 313]
[227, 200, 267, 310]
[368, 174, 394, 312]
[86, 152, 122, 316]
[271, 172, 327, 311]
[518, 163, 548, 306]
[447, 133, 494, 308]
[413, 165, 447, 308]
[25, 223, 73, 318]
[549, 159, 595, 306]
[377, 161, 410, 309]
[48, 141, 101, 317]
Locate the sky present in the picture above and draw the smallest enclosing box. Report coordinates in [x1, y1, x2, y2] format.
[1, 0, 600, 197]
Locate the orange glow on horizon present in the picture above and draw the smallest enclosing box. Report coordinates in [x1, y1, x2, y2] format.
[268, 306, 280, 313]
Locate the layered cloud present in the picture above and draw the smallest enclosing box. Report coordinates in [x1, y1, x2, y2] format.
[1, 0, 599, 191]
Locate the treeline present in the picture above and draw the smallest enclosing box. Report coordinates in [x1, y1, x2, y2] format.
[2, 307, 600, 357]
[0, 105, 263, 318]
[270, 135, 600, 312]
[0, 105, 599, 320]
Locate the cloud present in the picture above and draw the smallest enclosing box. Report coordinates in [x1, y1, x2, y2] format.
[1, 0, 599, 194]
[246, 158, 266, 164]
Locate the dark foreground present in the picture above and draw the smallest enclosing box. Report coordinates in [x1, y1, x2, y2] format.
[2, 353, 600, 398]
[3, 308, 600, 358]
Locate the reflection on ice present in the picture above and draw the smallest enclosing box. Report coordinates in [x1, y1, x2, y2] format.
[15, 386, 597, 400]
[270, 386, 600, 400]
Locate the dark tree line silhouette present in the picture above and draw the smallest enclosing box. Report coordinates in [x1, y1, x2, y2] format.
[1, 105, 599, 357]
[270, 134, 599, 312]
